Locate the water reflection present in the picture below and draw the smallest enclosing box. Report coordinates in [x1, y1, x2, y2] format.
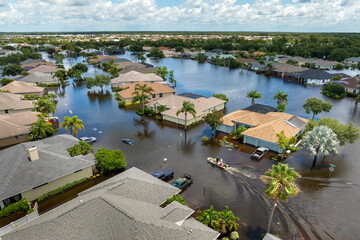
[87, 89, 112, 103]
[133, 116, 155, 139]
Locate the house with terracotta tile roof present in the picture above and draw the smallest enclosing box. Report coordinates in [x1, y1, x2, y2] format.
[117, 81, 176, 103]
[217, 110, 308, 152]
[146, 94, 226, 127]
[0, 92, 34, 115]
[0, 81, 45, 96]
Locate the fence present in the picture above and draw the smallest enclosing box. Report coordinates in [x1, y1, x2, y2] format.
[0, 202, 39, 236]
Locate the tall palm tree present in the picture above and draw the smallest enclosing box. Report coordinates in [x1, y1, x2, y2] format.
[29, 118, 54, 141]
[61, 116, 84, 136]
[53, 70, 68, 85]
[260, 163, 301, 234]
[33, 98, 56, 115]
[302, 125, 339, 168]
[135, 52, 146, 62]
[273, 91, 288, 105]
[132, 83, 154, 113]
[246, 90, 262, 105]
[176, 101, 197, 130]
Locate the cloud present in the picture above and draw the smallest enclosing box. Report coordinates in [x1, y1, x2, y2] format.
[0, 0, 359, 32]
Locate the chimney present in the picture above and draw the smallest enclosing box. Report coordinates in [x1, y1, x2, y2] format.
[28, 146, 39, 161]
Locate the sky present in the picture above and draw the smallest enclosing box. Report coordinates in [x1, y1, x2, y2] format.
[0, 0, 359, 32]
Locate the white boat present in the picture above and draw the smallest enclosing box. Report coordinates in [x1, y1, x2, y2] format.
[207, 157, 228, 169]
[69, 110, 73, 114]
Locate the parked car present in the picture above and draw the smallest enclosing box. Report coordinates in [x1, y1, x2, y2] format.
[251, 147, 269, 160]
[172, 174, 193, 190]
[151, 169, 174, 181]
[121, 138, 134, 145]
[79, 137, 96, 144]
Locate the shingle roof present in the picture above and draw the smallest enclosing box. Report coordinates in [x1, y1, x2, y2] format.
[0, 111, 38, 140]
[0, 81, 44, 95]
[0, 92, 34, 111]
[20, 59, 44, 65]
[21, 62, 56, 70]
[345, 57, 360, 62]
[342, 75, 360, 88]
[15, 72, 58, 84]
[178, 92, 205, 99]
[236, 58, 257, 63]
[117, 82, 176, 99]
[243, 104, 277, 114]
[28, 65, 59, 74]
[0, 134, 95, 201]
[288, 69, 335, 79]
[272, 63, 308, 73]
[2, 167, 219, 240]
[111, 71, 163, 84]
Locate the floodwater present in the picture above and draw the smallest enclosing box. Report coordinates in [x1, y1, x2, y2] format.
[42, 52, 360, 239]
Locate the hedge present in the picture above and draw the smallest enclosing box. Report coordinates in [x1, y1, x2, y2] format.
[37, 178, 88, 202]
[37, 83, 61, 87]
[0, 199, 30, 219]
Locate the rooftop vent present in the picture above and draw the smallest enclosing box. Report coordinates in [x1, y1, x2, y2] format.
[28, 146, 39, 161]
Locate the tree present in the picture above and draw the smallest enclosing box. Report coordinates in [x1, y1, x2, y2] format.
[321, 83, 347, 99]
[156, 66, 169, 80]
[28, 118, 55, 141]
[232, 126, 247, 141]
[67, 141, 93, 157]
[23, 93, 39, 100]
[305, 117, 360, 146]
[246, 90, 262, 105]
[261, 163, 300, 233]
[1, 78, 13, 86]
[86, 74, 111, 90]
[168, 70, 176, 87]
[273, 91, 288, 105]
[2, 65, 23, 76]
[61, 115, 84, 136]
[213, 93, 229, 103]
[68, 68, 83, 81]
[72, 63, 88, 73]
[197, 53, 207, 63]
[94, 148, 126, 173]
[302, 125, 339, 168]
[276, 131, 297, 160]
[53, 70, 68, 85]
[196, 206, 239, 235]
[203, 110, 224, 136]
[135, 52, 146, 62]
[54, 53, 64, 65]
[303, 97, 333, 119]
[132, 83, 154, 114]
[33, 98, 56, 115]
[276, 103, 286, 112]
[148, 47, 164, 58]
[331, 74, 343, 81]
[164, 194, 188, 207]
[176, 101, 197, 130]
[175, 46, 184, 52]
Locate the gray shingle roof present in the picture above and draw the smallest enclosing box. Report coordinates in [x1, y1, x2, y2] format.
[288, 69, 334, 79]
[2, 167, 220, 240]
[0, 134, 95, 201]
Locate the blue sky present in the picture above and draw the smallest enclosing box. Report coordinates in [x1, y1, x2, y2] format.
[0, 0, 359, 32]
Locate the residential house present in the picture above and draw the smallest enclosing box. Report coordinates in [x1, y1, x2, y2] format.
[1, 167, 219, 240]
[0, 134, 95, 209]
[0, 111, 38, 148]
[313, 59, 340, 70]
[217, 108, 308, 152]
[20, 59, 46, 67]
[343, 57, 360, 67]
[146, 93, 226, 127]
[89, 55, 130, 64]
[251, 61, 279, 71]
[336, 75, 360, 94]
[235, 58, 257, 64]
[287, 69, 348, 85]
[0, 81, 45, 96]
[271, 63, 308, 78]
[27, 65, 59, 75]
[22, 61, 56, 71]
[117, 81, 176, 103]
[116, 62, 157, 74]
[0, 92, 34, 115]
[81, 48, 103, 55]
[111, 71, 163, 89]
[15, 72, 58, 85]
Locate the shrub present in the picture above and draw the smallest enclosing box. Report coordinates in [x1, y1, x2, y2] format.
[287, 146, 297, 152]
[20, 71, 29, 76]
[37, 83, 61, 87]
[230, 231, 239, 240]
[95, 148, 126, 173]
[144, 107, 156, 116]
[125, 101, 139, 107]
[67, 141, 93, 157]
[201, 136, 209, 142]
[321, 83, 347, 99]
[0, 199, 30, 219]
[37, 178, 88, 202]
[164, 194, 188, 207]
[213, 93, 229, 102]
[155, 115, 163, 120]
[23, 93, 39, 100]
[347, 92, 358, 98]
[115, 86, 129, 92]
[0, 78, 14, 86]
[232, 126, 247, 140]
[118, 101, 126, 107]
[27, 208, 35, 214]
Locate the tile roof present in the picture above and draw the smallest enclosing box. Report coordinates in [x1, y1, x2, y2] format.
[21, 61, 56, 69]
[0, 92, 34, 111]
[272, 63, 308, 73]
[0, 81, 44, 95]
[20, 59, 45, 65]
[342, 75, 360, 88]
[28, 65, 59, 74]
[111, 71, 163, 84]
[2, 167, 219, 240]
[89, 55, 121, 64]
[15, 72, 58, 84]
[117, 82, 176, 99]
[235, 58, 257, 63]
[0, 134, 95, 201]
[146, 95, 226, 121]
[0, 111, 38, 140]
[222, 110, 308, 143]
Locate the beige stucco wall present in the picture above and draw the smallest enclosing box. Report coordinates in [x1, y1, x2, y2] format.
[22, 166, 94, 201]
[121, 92, 175, 103]
[0, 134, 29, 148]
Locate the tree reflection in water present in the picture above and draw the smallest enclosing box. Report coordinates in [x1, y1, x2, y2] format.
[180, 131, 196, 153]
[87, 89, 112, 103]
[133, 116, 155, 139]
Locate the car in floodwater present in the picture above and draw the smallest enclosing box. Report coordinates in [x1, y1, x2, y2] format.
[172, 174, 193, 190]
[251, 147, 269, 160]
[151, 168, 174, 181]
[121, 138, 134, 145]
[79, 137, 97, 144]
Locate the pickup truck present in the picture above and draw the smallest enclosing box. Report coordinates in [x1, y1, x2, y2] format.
[172, 174, 193, 190]
[251, 147, 269, 160]
[151, 169, 174, 181]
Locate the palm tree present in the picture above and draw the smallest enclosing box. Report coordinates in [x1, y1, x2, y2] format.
[246, 90, 262, 105]
[132, 83, 154, 113]
[28, 118, 54, 141]
[302, 125, 339, 168]
[53, 70, 68, 85]
[260, 163, 301, 234]
[61, 116, 84, 136]
[273, 91, 288, 105]
[176, 101, 197, 130]
[135, 52, 146, 63]
[33, 98, 56, 115]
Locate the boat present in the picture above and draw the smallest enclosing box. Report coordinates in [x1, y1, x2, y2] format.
[207, 157, 229, 169]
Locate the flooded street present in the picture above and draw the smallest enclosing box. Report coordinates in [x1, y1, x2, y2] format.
[44, 52, 360, 239]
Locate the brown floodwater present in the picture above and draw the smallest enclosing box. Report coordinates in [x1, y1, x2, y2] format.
[39, 52, 360, 240]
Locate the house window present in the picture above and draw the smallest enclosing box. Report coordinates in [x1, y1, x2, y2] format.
[5, 110, 9, 114]
[173, 92, 175, 95]
[159, 93, 163, 97]
[152, 94, 156, 98]
[14, 136, 18, 140]
[353, 89, 357, 94]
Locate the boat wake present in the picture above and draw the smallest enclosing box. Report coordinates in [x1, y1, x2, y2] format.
[226, 166, 258, 179]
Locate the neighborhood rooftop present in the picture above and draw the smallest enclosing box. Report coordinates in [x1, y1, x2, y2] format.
[0, 81, 44, 95]
[0, 92, 33, 112]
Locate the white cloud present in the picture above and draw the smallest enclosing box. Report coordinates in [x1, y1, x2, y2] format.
[0, 0, 359, 31]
